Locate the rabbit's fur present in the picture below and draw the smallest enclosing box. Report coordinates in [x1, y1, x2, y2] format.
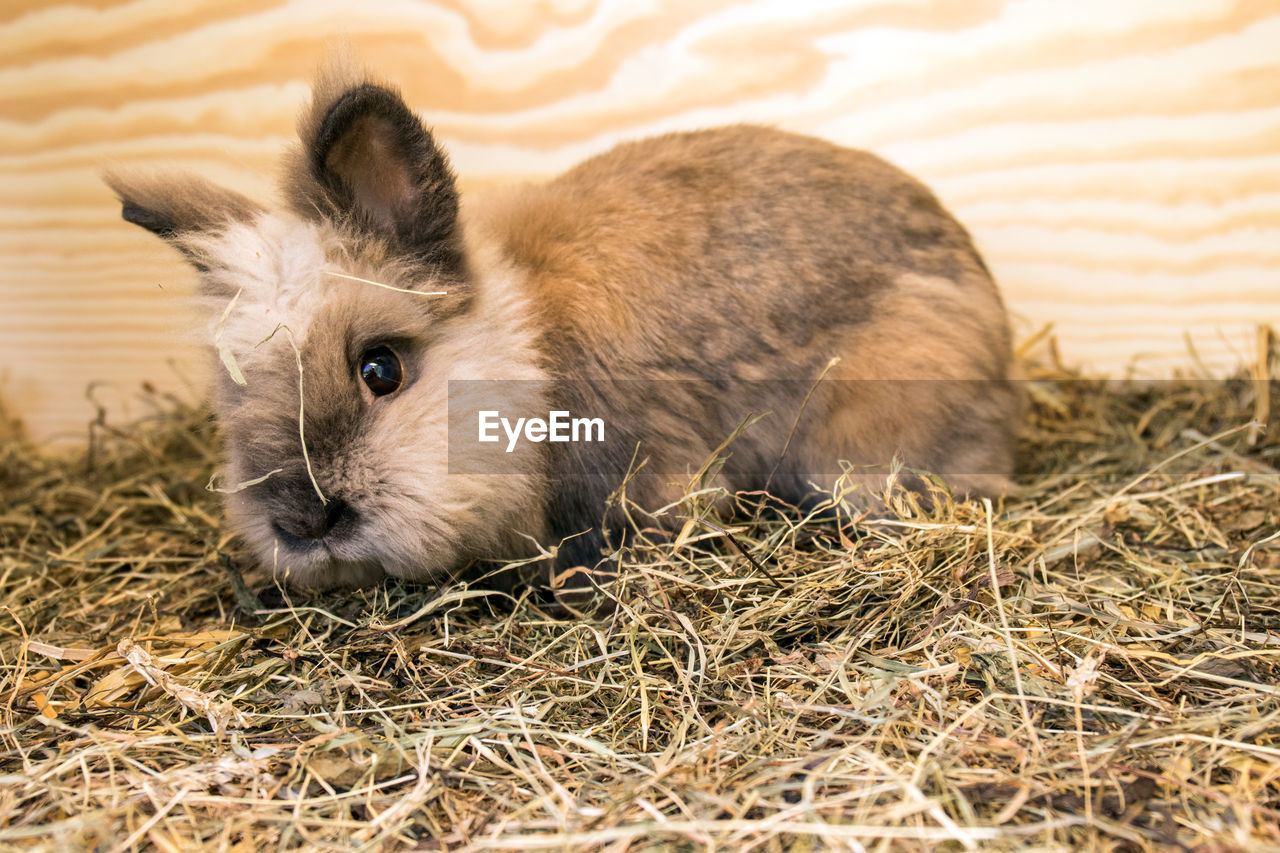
[108, 57, 1022, 598]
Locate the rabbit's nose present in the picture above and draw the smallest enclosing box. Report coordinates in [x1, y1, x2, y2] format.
[272, 497, 358, 545]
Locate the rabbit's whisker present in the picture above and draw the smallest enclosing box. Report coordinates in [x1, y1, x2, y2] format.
[322, 269, 447, 296]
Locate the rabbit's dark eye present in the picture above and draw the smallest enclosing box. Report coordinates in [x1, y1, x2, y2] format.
[359, 346, 403, 397]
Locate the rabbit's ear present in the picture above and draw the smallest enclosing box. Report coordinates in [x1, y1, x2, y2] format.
[286, 60, 465, 276]
[105, 169, 262, 266]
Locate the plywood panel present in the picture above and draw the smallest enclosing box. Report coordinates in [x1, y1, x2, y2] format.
[2, 0, 1278, 442]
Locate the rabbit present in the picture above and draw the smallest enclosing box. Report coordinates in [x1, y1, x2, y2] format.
[106, 56, 1022, 602]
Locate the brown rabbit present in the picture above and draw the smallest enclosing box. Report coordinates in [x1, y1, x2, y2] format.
[107, 56, 1021, 599]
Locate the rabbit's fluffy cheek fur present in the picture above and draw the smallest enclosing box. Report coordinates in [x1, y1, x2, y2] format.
[191, 215, 547, 589]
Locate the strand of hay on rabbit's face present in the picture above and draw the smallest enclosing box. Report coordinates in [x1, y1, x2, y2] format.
[1, 363, 1278, 850]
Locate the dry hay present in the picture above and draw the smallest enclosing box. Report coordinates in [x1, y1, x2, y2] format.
[1, 357, 1278, 852]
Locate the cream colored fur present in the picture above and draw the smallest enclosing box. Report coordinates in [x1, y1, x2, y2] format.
[200, 213, 548, 588]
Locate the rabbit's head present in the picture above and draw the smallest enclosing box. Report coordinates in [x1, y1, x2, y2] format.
[108, 60, 546, 587]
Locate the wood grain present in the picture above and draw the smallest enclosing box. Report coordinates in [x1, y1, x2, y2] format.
[2, 0, 1278, 442]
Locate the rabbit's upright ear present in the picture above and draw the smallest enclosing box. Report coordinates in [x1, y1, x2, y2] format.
[104, 169, 262, 269]
[286, 62, 465, 276]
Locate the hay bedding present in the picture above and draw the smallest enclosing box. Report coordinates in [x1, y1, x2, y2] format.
[1, 360, 1277, 852]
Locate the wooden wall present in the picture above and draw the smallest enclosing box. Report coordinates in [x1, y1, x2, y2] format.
[2, 0, 1278, 442]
